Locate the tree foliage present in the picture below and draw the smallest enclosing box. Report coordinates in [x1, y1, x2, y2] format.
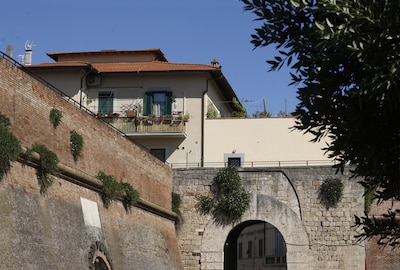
[241, 0, 400, 245]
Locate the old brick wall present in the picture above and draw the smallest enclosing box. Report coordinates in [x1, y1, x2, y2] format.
[173, 167, 365, 270]
[366, 199, 400, 270]
[0, 57, 171, 207]
[0, 56, 182, 269]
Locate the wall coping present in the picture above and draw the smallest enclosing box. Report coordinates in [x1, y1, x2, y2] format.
[17, 146, 178, 222]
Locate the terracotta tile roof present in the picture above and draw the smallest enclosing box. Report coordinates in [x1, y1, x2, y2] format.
[28, 61, 90, 68]
[28, 61, 219, 73]
[47, 48, 167, 62]
[92, 61, 218, 73]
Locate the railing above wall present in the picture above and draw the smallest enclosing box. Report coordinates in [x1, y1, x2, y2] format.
[0, 51, 127, 137]
[170, 160, 335, 168]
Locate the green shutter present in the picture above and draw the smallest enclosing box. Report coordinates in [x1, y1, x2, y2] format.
[144, 92, 153, 116]
[165, 92, 172, 115]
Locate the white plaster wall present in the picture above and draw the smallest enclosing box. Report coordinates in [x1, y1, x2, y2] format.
[204, 117, 331, 166]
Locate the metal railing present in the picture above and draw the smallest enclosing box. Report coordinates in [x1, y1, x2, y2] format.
[0, 50, 126, 136]
[170, 160, 335, 169]
[100, 115, 186, 134]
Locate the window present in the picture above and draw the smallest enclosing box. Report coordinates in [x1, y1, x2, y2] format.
[258, 239, 263, 257]
[144, 91, 172, 116]
[228, 157, 241, 167]
[238, 242, 243, 260]
[150, 148, 166, 162]
[247, 241, 252, 258]
[98, 91, 113, 114]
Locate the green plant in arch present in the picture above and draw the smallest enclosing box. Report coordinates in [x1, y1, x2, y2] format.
[70, 130, 84, 162]
[196, 166, 250, 223]
[28, 144, 59, 194]
[49, 108, 63, 128]
[318, 178, 344, 208]
[0, 113, 21, 180]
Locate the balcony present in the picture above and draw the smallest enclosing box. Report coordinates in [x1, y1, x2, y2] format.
[99, 113, 187, 138]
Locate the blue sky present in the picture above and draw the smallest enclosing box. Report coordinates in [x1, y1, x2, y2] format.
[1, 0, 297, 116]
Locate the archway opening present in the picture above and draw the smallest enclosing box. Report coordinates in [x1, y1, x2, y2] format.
[94, 257, 109, 270]
[224, 220, 287, 270]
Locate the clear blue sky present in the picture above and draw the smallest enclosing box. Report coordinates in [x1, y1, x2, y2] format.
[1, 0, 297, 116]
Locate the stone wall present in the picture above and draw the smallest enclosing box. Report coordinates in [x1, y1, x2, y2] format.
[0, 56, 182, 269]
[173, 167, 365, 270]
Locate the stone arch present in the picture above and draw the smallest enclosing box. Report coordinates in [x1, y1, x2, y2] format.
[88, 241, 114, 270]
[200, 194, 311, 270]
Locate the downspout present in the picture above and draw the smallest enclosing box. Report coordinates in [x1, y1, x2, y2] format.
[79, 64, 94, 108]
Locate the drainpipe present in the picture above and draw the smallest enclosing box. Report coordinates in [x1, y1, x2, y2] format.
[79, 64, 94, 108]
[201, 74, 222, 167]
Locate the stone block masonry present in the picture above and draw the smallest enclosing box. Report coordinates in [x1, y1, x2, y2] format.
[173, 167, 366, 270]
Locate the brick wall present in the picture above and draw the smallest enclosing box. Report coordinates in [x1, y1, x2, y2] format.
[0, 56, 182, 269]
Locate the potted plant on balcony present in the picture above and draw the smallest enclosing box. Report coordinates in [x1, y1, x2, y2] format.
[183, 112, 190, 122]
[125, 110, 136, 118]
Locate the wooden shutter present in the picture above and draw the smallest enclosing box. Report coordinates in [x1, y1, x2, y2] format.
[165, 92, 173, 115]
[144, 92, 153, 116]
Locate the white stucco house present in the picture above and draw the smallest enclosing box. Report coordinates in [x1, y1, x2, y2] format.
[26, 48, 331, 167]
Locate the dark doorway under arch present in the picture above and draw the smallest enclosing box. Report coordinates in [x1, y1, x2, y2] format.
[224, 220, 287, 270]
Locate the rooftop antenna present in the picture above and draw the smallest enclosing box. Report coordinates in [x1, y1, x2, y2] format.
[24, 40, 35, 65]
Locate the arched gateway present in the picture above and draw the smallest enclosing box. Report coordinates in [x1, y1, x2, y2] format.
[174, 167, 365, 270]
[200, 194, 311, 270]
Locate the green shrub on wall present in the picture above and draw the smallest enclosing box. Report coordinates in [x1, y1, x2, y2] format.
[120, 182, 140, 211]
[0, 113, 21, 180]
[49, 108, 63, 128]
[70, 130, 84, 162]
[28, 144, 59, 194]
[196, 166, 250, 223]
[318, 178, 344, 208]
[96, 171, 140, 211]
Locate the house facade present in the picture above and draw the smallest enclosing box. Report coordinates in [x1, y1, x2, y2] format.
[26, 48, 330, 167]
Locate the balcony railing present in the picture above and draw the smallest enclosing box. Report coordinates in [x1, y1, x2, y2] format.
[99, 114, 187, 136]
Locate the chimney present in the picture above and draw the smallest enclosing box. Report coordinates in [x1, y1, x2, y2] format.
[6, 45, 13, 58]
[211, 59, 220, 68]
[24, 40, 34, 65]
[25, 49, 32, 65]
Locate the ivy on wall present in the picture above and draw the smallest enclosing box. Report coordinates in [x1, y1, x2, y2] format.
[196, 166, 250, 223]
[70, 130, 84, 162]
[0, 113, 21, 180]
[28, 144, 59, 194]
[49, 108, 63, 128]
[96, 171, 140, 211]
[318, 178, 344, 208]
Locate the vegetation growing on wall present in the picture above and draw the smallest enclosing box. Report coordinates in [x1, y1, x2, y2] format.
[70, 130, 84, 162]
[196, 166, 250, 223]
[96, 171, 140, 211]
[120, 182, 140, 211]
[318, 178, 344, 208]
[0, 113, 21, 180]
[28, 144, 59, 194]
[172, 192, 182, 216]
[49, 108, 63, 128]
